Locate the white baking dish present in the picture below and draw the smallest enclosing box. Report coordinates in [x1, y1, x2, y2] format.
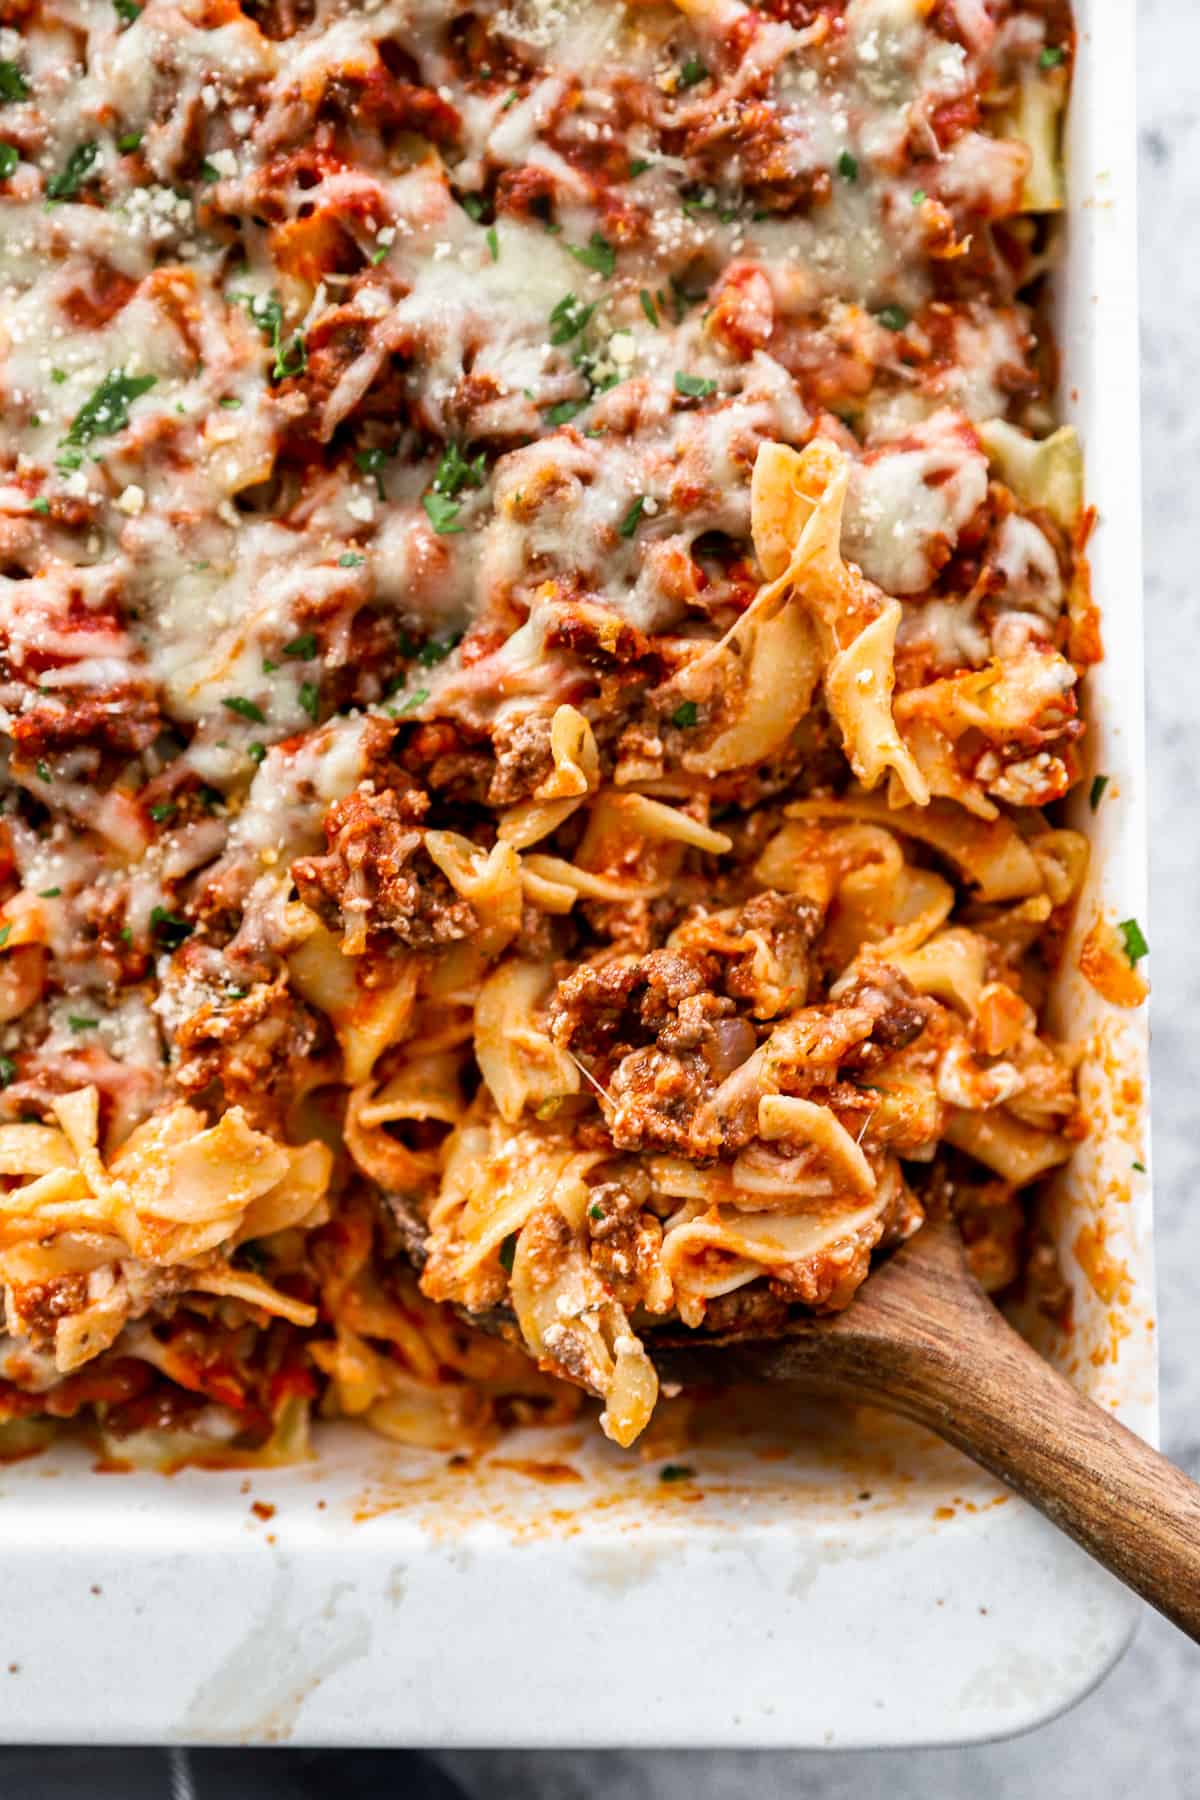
[0, 0, 1149, 1749]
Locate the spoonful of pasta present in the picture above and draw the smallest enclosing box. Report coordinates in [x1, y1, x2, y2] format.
[388, 1193, 1200, 1644]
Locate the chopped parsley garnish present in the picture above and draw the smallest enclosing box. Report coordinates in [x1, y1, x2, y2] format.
[298, 680, 320, 721]
[502, 90, 519, 111]
[0, 926, 10, 950]
[549, 293, 596, 345]
[433, 441, 486, 498]
[837, 150, 859, 182]
[283, 632, 317, 660]
[200, 159, 220, 183]
[30, 496, 49, 515]
[35, 761, 51, 783]
[62, 370, 156, 447]
[0, 144, 17, 181]
[1089, 774, 1109, 811]
[386, 687, 429, 719]
[222, 696, 266, 723]
[671, 701, 699, 729]
[460, 192, 486, 221]
[674, 370, 716, 399]
[486, 226, 499, 261]
[114, 0, 142, 20]
[148, 801, 175, 822]
[338, 551, 366, 567]
[628, 158, 652, 177]
[1132, 1160, 1146, 1173]
[1117, 918, 1149, 965]
[219, 395, 241, 410]
[911, 187, 927, 205]
[1039, 44, 1065, 68]
[659, 1464, 695, 1483]
[355, 445, 390, 498]
[38, 888, 61, 898]
[423, 490, 465, 534]
[247, 741, 266, 764]
[545, 397, 588, 427]
[272, 330, 307, 382]
[417, 632, 462, 667]
[567, 232, 616, 278]
[588, 1204, 604, 1221]
[370, 244, 389, 265]
[877, 304, 909, 332]
[150, 906, 192, 948]
[0, 1057, 14, 1088]
[678, 55, 708, 88]
[639, 288, 659, 327]
[68, 1016, 99, 1032]
[0, 62, 30, 103]
[116, 131, 142, 153]
[50, 369, 67, 384]
[498, 1232, 518, 1273]
[46, 141, 99, 200]
[235, 293, 306, 382]
[617, 495, 646, 538]
[261, 658, 278, 674]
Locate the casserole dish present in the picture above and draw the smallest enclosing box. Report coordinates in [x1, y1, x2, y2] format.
[0, 0, 1149, 1749]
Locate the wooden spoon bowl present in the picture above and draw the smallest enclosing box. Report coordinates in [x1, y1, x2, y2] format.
[389, 1195, 1200, 1640]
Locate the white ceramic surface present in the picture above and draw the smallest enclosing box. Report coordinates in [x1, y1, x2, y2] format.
[0, 0, 1151, 1750]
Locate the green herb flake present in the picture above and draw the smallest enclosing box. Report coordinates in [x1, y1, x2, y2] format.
[283, 632, 318, 660]
[877, 304, 909, 332]
[460, 192, 486, 221]
[588, 1204, 604, 1221]
[222, 696, 266, 723]
[417, 633, 461, 668]
[679, 55, 708, 88]
[498, 1232, 518, 1273]
[46, 140, 99, 201]
[1132, 1160, 1146, 1173]
[502, 90, 519, 110]
[35, 761, 51, 783]
[30, 496, 49, 515]
[200, 159, 220, 183]
[671, 700, 699, 729]
[38, 888, 61, 898]
[63, 369, 156, 447]
[0, 1056, 15, 1088]
[148, 801, 175, 822]
[114, 0, 142, 20]
[837, 149, 859, 181]
[659, 1464, 695, 1484]
[1039, 44, 1065, 68]
[549, 293, 596, 345]
[68, 1016, 99, 1032]
[219, 395, 241, 410]
[338, 551, 366, 567]
[0, 62, 30, 103]
[674, 370, 717, 399]
[298, 680, 320, 721]
[628, 157, 652, 177]
[355, 444, 389, 499]
[567, 232, 616, 278]
[911, 187, 927, 205]
[247, 741, 266, 764]
[1117, 917, 1149, 965]
[0, 143, 18, 181]
[433, 441, 487, 498]
[639, 288, 659, 328]
[50, 368, 67, 385]
[116, 130, 142, 153]
[1089, 774, 1109, 811]
[486, 226, 499, 261]
[150, 905, 193, 948]
[545, 397, 587, 427]
[0, 926, 10, 950]
[423, 490, 464, 534]
[618, 495, 646, 538]
[388, 687, 429, 718]
[370, 244, 389, 265]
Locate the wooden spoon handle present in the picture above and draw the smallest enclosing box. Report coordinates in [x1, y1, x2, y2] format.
[877, 1304, 1200, 1642]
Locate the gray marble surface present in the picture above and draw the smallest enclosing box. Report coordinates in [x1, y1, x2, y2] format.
[435, 4, 1198, 1791]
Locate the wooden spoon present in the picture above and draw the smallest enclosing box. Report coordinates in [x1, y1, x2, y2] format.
[388, 1196, 1200, 1640]
[652, 1215, 1200, 1644]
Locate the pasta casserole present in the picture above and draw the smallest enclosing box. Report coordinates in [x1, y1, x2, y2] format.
[0, 0, 1127, 1461]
